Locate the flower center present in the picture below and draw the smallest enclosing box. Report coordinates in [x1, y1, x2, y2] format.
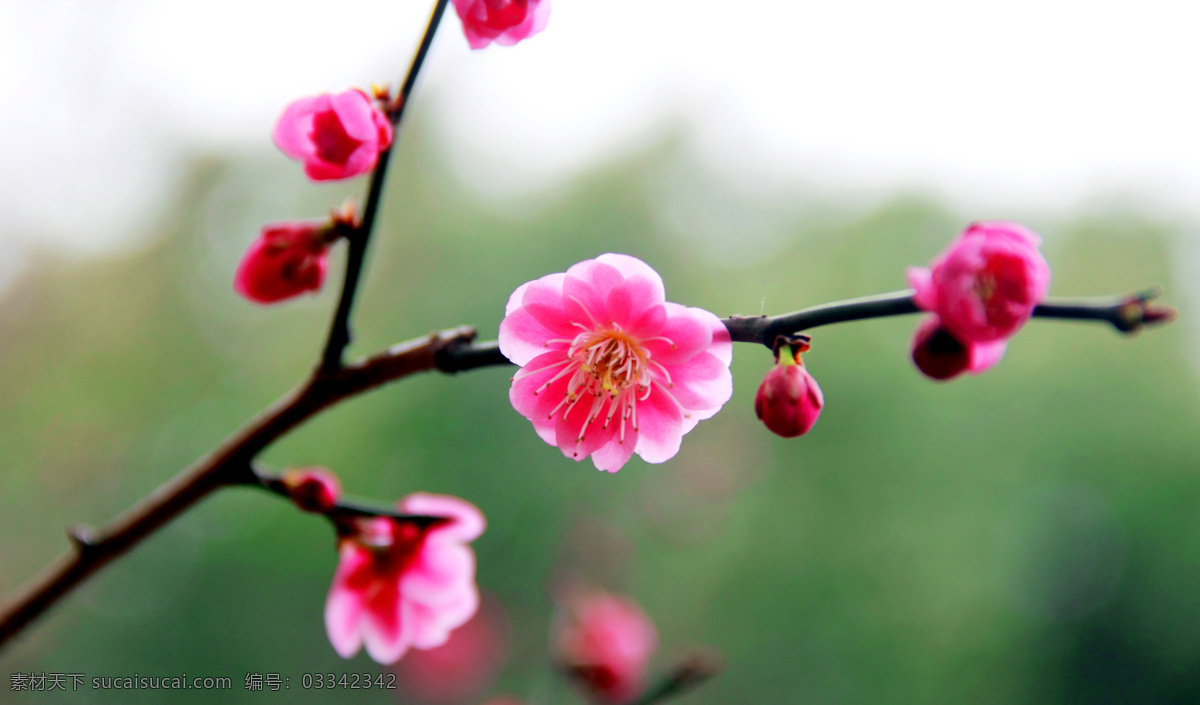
[569, 329, 651, 397]
[311, 109, 362, 166]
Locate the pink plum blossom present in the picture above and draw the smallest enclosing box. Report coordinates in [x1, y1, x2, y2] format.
[907, 221, 1050, 376]
[452, 0, 550, 50]
[754, 347, 823, 438]
[392, 594, 508, 704]
[499, 254, 733, 473]
[272, 89, 392, 181]
[325, 493, 485, 665]
[553, 590, 658, 704]
[234, 221, 332, 304]
[908, 221, 1051, 343]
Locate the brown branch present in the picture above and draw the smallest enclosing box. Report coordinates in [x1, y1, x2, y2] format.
[320, 0, 451, 373]
[0, 286, 1174, 653]
[0, 326, 479, 652]
[416, 287, 1177, 375]
[630, 652, 723, 705]
[722, 286, 1175, 348]
[250, 465, 451, 529]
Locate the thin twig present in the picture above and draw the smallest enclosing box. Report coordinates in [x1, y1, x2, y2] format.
[319, 0, 451, 373]
[629, 652, 723, 705]
[434, 288, 1176, 375]
[251, 465, 451, 528]
[0, 287, 1173, 652]
[0, 326, 478, 651]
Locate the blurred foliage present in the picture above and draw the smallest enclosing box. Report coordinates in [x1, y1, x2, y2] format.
[1, 123, 1197, 704]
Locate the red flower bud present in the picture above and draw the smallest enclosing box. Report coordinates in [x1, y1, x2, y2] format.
[754, 348, 824, 438]
[281, 467, 341, 513]
[234, 221, 332, 304]
[910, 316, 971, 381]
[910, 315, 1010, 381]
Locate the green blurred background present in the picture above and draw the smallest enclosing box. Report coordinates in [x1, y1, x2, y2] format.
[1, 119, 1197, 704]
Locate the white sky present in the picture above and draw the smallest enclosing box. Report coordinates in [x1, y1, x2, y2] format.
[1, 0, 1198, 263]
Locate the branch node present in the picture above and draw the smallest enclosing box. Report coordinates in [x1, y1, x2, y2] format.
[67, 525, 98, 552]
[433, 327, 481, 374]
[1115, 288, 1177, 334]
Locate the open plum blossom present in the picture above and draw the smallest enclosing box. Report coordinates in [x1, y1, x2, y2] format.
[452, 0, 550, 49]
[907, 221, 1051, 377]
[553, 590, 658, 704]
[325, 493, 485, 664]
[234, 221, 333, 304]
[273, 89, 392, 181]
[499, 254, 733, 473]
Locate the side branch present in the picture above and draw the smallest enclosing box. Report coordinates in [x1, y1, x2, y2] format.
[0, 326, 477, 651]
[319, 0, 451, 373]
[251, 466, 451, 529]
[722, 287, 1174, 348]
[630, 652, 723, 705]
[0, 287, 1171, 651]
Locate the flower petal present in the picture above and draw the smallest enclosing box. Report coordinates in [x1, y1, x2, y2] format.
[402, 541, 475, 603]
[664, 351, 733, 419]
[595, 254, 665, 303]
[907, 266, 937, 311]
[555, 390, 618, 462]
[590, 427, 638, 472]
[272, 96, 324, 159]
[967, 339, 1008, 373]
[401, 493, 487, 543]
[330, 88, 378, 142]
[607, 276, 665, 334]
[362, 589, 412, 665]
[641, 303, 714, 366]
[633, 387, 684, 464]
[325, 544, 370, 659]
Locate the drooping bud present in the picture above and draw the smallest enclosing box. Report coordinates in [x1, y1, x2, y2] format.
[754, 343, 824, 438]
[281, 467, 341, 513]
[910, 315, 1011, 380]
[910, 316, 971, 381]
[234, 220, 337, 304]
[552, 589, 658, 705]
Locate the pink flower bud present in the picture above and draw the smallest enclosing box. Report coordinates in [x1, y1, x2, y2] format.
[553, 590, 658, 705]
[234, 221, 332, 304]
[452, 0, 550, 50]
[272, 88, 393, 181]
[754, 348, 824, 438]
[281, 467, 341, 513]
[910, 315, 1010, 380]
[907, 221, 1051, 344]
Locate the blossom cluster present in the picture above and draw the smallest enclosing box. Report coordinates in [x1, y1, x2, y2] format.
[233, 1, 549, 306]
[224, 0, 1064, 677]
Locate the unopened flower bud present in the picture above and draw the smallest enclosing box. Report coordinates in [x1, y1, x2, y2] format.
[910, 315, 1010, 380]
[754, 346, 824, 438]
[910, 317, 971, 381]
[282, 467, 341, 513]
[234, 221, 334, 304]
